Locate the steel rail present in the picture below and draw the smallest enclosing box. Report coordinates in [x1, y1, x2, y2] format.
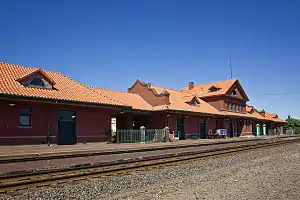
[0, 137, 270, 164]
[1, 135, 296, 164]
[0, 138, 299, 194]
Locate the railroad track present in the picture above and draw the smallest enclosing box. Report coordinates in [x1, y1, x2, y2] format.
[0, 137, 299, 194]
[0, 137, 276, 164]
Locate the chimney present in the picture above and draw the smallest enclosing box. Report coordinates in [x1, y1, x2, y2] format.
[189, 82, 194, 90]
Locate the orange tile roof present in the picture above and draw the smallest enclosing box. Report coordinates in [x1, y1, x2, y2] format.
[92, 88, 153, 110]
[0, 62, 285, 121]
[220, 111, 253, 118]
[249, 109, 267, 120]
[265, 111, 285, 123]
[181, 78, 238, 97]
[246, 104, 285, 123]
[149, 85, 222, 115]
[0, 62, 126, 107]
[181, 95, 196, 103]
[246, 105, 254, 113]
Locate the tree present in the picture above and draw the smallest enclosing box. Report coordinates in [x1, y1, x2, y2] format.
[284, 116, 300, 134]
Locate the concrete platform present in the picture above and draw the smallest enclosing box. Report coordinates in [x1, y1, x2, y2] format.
[0, 136, 276, 159]
[0, 135, 296, 178]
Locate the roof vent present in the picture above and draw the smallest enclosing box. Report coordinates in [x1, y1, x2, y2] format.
[189, 82, 194, 90]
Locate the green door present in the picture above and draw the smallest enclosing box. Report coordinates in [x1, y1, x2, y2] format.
[199, 119, 206, 139]
[262, 124, 267, 136]
[176, 118, 185, 140]
[58, 111, 77, 145]
[256, 124, 261, 136]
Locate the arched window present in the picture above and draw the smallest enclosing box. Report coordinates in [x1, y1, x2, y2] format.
[30, 78, 45, 87]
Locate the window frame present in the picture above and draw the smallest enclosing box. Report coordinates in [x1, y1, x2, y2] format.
[236, 104, 240, 112]
[232, 104, 236, 112]
[29, 77, 45, 87]
[209, 86, 220, 92]
[228, 103, 232, 111]
[19, 108, 32, 127]
[189, 100, 199, 106]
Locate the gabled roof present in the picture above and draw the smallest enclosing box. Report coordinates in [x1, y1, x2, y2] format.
[246, 105, 254, 113]
[0, 62, 126, 107]
[181, 78, 236, 95]
[129, 80, 170, 97]
[265, 111, 285, 123]
[181, 78, 249, 100]
[16, 68, 56, 85]
[181, 95, 198, 103]
[246, 104, 285, 123]
[149, 84, 222, 115]
[92, 88, 152, 110]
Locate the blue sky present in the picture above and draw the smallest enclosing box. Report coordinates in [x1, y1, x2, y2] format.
[0, 0, 299, 119]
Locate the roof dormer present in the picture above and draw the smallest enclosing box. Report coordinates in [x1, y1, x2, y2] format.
[188, 98, 200, 106]
[259, 109, 266, 117]
[208, 86, 221, 92]
[17, 68, 55, 90]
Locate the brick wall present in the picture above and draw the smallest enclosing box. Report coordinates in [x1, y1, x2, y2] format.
[0, 99, 119, 145]
[129, 81, 169, 106]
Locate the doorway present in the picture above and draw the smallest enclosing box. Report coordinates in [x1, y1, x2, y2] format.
[252, 122, 256, 136]
[176, 118, 185, 140]
[199, 119, 206, 139]
[228, 120, 233, 137]
[58, 111, 77, 145]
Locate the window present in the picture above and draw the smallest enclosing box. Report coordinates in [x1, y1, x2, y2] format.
[209, 86, 220, 92]
[236, 104, 240, 112]
[30, 78, 45, 87]
[188, 99, 199, 106]
[20, 108, 31, 127]
[228, 103, 232, 111]
[232, 91, 237, 96]
[232, 104, 236, 112]
[22, 76, 53, 89]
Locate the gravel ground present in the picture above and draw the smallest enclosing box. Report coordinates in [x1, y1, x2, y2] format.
[1, 142, 299, 200]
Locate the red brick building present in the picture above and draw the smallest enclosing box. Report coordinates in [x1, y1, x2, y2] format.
[0, 62, 285, 145]
[0, 62, 130, 145]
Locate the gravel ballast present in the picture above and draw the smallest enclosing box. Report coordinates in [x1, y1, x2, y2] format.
[1, 142, 299, 200]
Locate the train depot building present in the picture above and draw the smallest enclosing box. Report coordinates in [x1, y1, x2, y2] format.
[0, 62, 285, 145]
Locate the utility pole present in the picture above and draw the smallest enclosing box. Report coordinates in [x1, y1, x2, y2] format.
[229, 52, 233, 79]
